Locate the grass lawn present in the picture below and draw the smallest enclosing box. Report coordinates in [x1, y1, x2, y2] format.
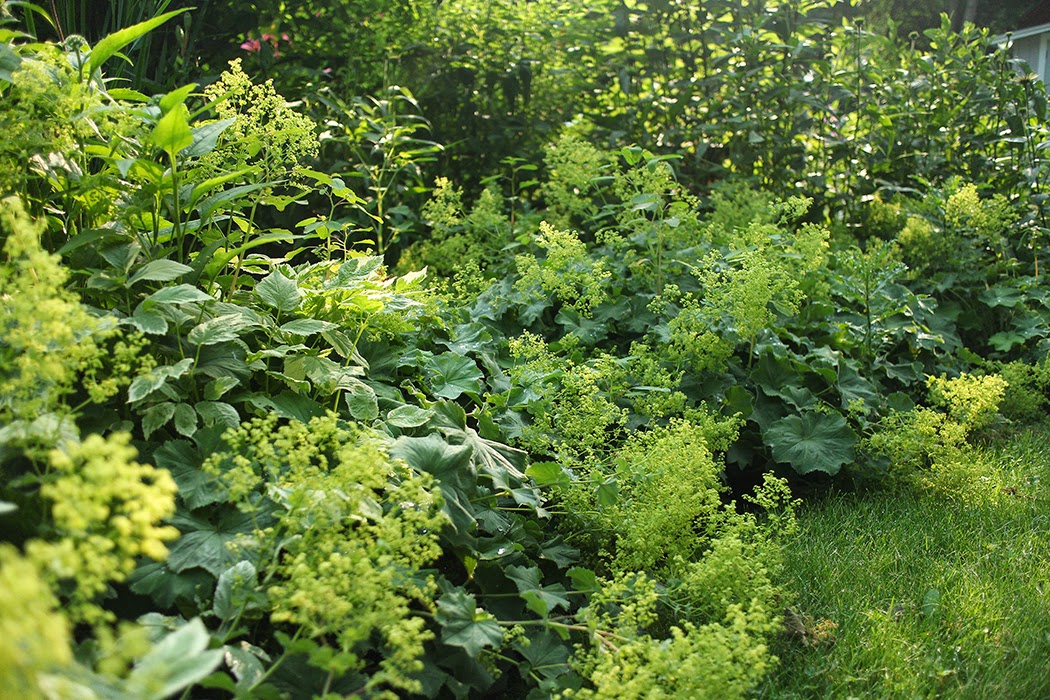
[760, 423, 1050, 699]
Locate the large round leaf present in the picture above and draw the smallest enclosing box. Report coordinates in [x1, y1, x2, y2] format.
[764, 412, 856, 476]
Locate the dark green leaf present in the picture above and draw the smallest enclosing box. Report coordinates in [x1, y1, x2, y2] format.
[254, 271, 301, 314]
[436, 589, 504, 656]
[154, 439, 226, 510]
[426, 352, 483, 399]
[195, 401, 240, 430]
[279, 318, 338, 336]
[128, 359, 194, 403]
[129, 563, 213, 609]
[167, 509, 261, 577]
[213, 561, 261, 620]
[344, 381, 379, 422]
[128, 260, 193, 286]
[764, 412, 856, 475]
[386, 405, 434, 428]
[147, 284, 213, 305]
[173, 403, 198, 437]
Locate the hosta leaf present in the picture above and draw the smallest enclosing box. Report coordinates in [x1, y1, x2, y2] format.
[126, 618, 224, 700]
[426, 352, 483, 399]
[764, 412, 856, 475]
[254, 270, 301, 314]
[122, 308, 169, 335]
[436, 589, 504, 657]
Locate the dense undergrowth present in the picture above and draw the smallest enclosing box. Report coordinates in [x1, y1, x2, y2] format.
[2, 0, 1050, 698]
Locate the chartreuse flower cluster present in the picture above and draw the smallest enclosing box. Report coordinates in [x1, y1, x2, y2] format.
[0, 197, 108, 423]
[28, 433, 179, 624]
[206, 414, 446, 697]
[865, 373, 1009, 503]
[202, 58, 318, 182]
[515, 222, 611, 315]
[552, 418, 796, 699]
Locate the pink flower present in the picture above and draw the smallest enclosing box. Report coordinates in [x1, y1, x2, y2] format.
[240, 38, 261, 53]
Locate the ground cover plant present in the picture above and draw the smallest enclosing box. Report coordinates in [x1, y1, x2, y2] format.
[2, 0, 1050, 698]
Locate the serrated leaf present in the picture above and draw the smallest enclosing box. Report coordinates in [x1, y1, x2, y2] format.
[188, 314, 249, 346]
[426, 352, 483, 399]
[515, 630, 570, 681]
[153, 439, 227, 510]
[345, 381, 379, 422]
[142, 401, 176, 438]
[526, 461, 567, 486]
[167, 509, 261, 576]
[254, 270, 301, 314]
[129, 563, 213, 609]
[386, 404, 434, 429]
[279, 318, 338, 336]
[123, 308, 169, 335]
[128, 259, 193, 286]
[436, 589, 504, 656]
[173, 403, 198, 437]
[567, 566, 600, 593]
[195, 401, 240, 430]
[147, 284, 214, 305]
[204, 376, 240, 401]
[128, 358, 194, 402]
[184, 118, 237, 158]
[213, 561, 259, 620]
[506, 565, 570, 617]
[764, 412, 856, 475]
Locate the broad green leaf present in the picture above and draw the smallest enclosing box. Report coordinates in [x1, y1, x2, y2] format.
[539, 536, 579, 567]
[764, 412, 856, 476]
[204, 376, 240, 401]
[147, 284, 213, 305]
[567, 566, 600, 593]
[344, 381, 379, 422]
[152, 104, 194, 159]
[505, 565, 571, 617]
[129, 563, 213, 609]
[126, 618, 224, 700]
[515, 631, 570, 681]
[254, 270, 301, 314]
[88, 9, 189, 76]
[195, 401, 240, 430]
[279, 318, 338, 336]
[213, 561, 260, 620]
[128, 359, 194, 402]
[128, 260, 193, 286]
[187, 167, 255, 209]
[159, 82, 197, 113]
[435, 589, 504, 657]
[142, 401, 176, 438]
[167, 509, 262, 576]
[426, 352, 483, 399]
[173, 402, 198, 437]
[184, 118, 237, 158]
[390, 435, 476, 541]
[0, 43, 21, 83]
[187, 314, 249, 346]
[247, 391, 325, 423]
[386, 405, 434, 428]
[526, 461, 567, 486]
[153, 439, 226, 510]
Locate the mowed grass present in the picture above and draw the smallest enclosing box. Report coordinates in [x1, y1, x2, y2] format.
[759, 424, 1050, 699]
